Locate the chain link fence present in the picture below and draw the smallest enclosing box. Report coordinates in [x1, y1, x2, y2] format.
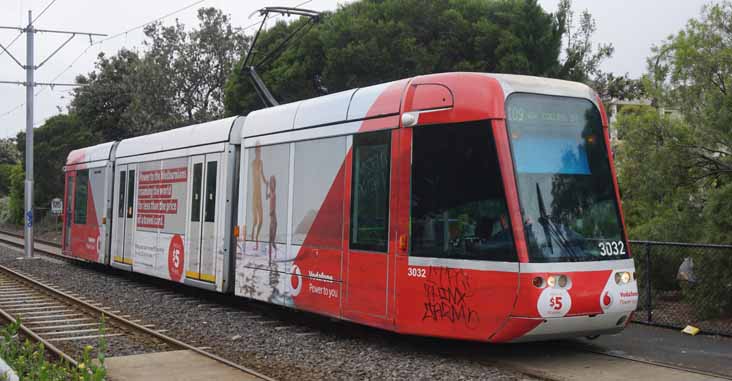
[630, 240, 732, 336]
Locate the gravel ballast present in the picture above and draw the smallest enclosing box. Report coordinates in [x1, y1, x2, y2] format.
[0, 244, 535, 380]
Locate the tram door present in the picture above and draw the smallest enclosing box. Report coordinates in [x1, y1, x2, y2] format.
[63, 172, 75, 250]
[344, 130, 397, 318]
[187, 155, 219, 283]
[114, 164, 136, 265]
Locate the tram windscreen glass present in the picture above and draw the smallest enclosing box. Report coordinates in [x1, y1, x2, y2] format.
[506, 93, 627, 262]
[410, 121, 516, 261]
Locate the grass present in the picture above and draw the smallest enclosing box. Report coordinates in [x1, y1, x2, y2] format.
[0, 317, 107, 381]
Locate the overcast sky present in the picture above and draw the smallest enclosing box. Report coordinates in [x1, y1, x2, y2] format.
[0, 0, 713, 138]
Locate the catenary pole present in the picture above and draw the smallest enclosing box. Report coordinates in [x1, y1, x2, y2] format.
[0, 12, 106, 259]
[24, 10, 34, 258]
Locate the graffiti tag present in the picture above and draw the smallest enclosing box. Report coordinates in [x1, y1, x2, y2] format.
[422, 267, 480, 329]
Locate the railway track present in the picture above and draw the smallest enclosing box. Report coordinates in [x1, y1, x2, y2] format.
[0, 231, 273, 380]
[0, 230, 729, 381]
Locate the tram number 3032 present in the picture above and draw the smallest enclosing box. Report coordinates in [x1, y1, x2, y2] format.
[407, 267, 427, 278]
[598, 241, 626, 256]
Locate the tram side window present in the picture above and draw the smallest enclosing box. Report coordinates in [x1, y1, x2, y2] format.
[118, 171, 126, 218]
[74, 170, 89, 225]
[292, 137, 345, 248]
[204, 161, 217, 222]
[410, 121, 516, 261]
[126, 170, 135, 218]
[245, 143, 290, 244]
[350, 131, 391, 252]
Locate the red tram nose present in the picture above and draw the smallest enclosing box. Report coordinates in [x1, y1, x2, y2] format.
[491, 264, 638, 342]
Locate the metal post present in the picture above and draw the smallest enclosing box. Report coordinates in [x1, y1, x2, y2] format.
[24, 10, 34, 259]
[0, 13, 105, 259]
[645, 244, 652, 322]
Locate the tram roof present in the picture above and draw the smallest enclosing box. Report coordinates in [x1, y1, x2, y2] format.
[65, 72, 598, 166]
[242, 72, 598, 138]
[66, 141, 117, 166]
[113, 116, 245, 159]
[489, 73, 597, 102]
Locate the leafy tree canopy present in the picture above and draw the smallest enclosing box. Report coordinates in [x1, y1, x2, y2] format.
[0, 138, 21, 165]
[618, 2, 732, 244]
[647, 1, 732, 185]
[71, 7, 247, 141]
[16, 114, 97, 209]
[225, 0, 620, 115]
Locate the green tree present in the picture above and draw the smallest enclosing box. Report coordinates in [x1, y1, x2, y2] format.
[0, 138, 20, 164]
[614, 106, 701, 242]
[72, 49, 142, 142]
[6, 163, 24, 224]
[645, 2, 732, 242]
[555, 0, 643, 102]
[225, 0, 570, 115]
[555, 0, 612, 83]
[142, 7, 248, 126]
[0, 163, 14, 196]
[616, 2, 732, 318]
[225, 0, 631, 115]
[16, 114, 98, 211]
[72, 7, 247, 141]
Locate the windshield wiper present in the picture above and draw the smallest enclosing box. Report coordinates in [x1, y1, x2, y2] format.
[535, 183, 581, 260]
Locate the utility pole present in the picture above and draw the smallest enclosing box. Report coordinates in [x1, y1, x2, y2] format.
[0, 11, 106, 258]
[24, 11, 34, 260]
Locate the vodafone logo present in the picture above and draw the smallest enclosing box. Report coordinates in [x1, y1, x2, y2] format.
[290, 264, 302, 296]
[602, 291, 613, 308]
[600, 290, 618, 312]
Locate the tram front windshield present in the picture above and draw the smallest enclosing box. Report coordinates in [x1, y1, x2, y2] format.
[506, 93, 627, 262]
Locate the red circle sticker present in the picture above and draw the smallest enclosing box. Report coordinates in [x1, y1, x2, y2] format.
[168, 234, 185, 282]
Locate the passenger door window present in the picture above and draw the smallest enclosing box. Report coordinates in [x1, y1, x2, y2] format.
[191, 163, 203, 222]
[350, 131, 391, 252]
[204, 161, 217, 222]
[126, 170, 136, 219]
[118, 171, 126, 218]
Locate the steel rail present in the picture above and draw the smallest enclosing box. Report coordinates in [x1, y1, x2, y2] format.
[0, 300, 78, 366]
[0, 232, 275, 381]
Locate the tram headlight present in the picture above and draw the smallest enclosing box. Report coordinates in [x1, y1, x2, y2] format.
[621, 272, 631, 284]
[532, 276, 545, 288]
[615, 271, 632, 284]
[542, 274, 570, 288]
[558, 275, 568, 288]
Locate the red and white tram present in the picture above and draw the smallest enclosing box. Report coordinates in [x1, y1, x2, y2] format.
[62, 72, 638, 342]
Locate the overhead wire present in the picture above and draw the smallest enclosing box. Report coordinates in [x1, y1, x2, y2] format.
[0, 32, 23, 59]
[1, 0, 208, 125]
[0, 102, 24, 119]
[0, 0, 57, 60]
[38, 0, 208, 96]
[31, 0, 58, 24]
[2, 0, 313, 124]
